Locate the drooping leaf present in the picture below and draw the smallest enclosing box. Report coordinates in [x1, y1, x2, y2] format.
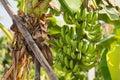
[99, 6, 120, 26]
[48, 25, 61, 35]
[0, 23, 13, 41]
[58, 0, 84, 15]
[99, 7, 119, 20]
[15, 0, 25, 11]
[107, 44, 120, 80]
[100, 48, 112, 80]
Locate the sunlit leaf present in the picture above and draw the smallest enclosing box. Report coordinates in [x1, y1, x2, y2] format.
[58, 0, 84, 15]
[97, 35, 116, 48]
[0, 23, 13, 41]
[108, 0, 120, 8]
[14, 0, 25, 11]
[107, 45, 120, 80]
[65, 0, 84, 11]
[99, 7, 119, 21]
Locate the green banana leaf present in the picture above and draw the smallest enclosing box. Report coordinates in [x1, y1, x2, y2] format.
[99, 6, 120, 26]
[58, 0, 84, 15]
[100, 48, 112, 80]
[14, 0, 25, 11]
[0, 23, 12, 41]
[107, 44, 120, 80]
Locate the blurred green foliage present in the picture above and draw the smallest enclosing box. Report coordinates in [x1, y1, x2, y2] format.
[0, 36, 11, 77]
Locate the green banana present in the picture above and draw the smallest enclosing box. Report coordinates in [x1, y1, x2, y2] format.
[87, 10, 93, 22]
[86, 43, 94, 54]
[85, 25, 92, 31]
[55, 39, 61, 47]
[81, 8, 87, 20]
[73, 63, 79, 72]
[76, 10, 81, 21]
[77, 51, 81, 60]
[55, 62, 63, 71]
[82, 21, 87, 28]
[69, 27, 74, 39]
[63, 46, 67, 53]
[87, 43, 96, 54]
[70, 60, 74, 69]
[61, 26, 66, 38]
[59, 37, 63, 47]
[80, 62, 96, 70]
[91, 12, 98, 24]
[66, 48, 71, 56]
[65, 33, 71, 44]
[82, 42, 88, 53]
[71, 52, 76, 59]
[63, 66, 68, 72]
[86, 34, 96, 41]
[78, 41, 83, 50]
[90, 56, 96, 62]
[89, 25, 101, 36]
[71, 41, 77, 50]
[63, 12, 73, 24]
[85, 56, 91, 63]
[64, 56, 69, 68]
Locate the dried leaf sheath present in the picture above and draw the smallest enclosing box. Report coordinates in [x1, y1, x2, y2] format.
[2, 11, 53, 80]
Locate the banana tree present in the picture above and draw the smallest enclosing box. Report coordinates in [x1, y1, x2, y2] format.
[0, 0, 120, 80]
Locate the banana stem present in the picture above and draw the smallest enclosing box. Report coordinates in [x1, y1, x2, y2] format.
[0, 23, 13, 41]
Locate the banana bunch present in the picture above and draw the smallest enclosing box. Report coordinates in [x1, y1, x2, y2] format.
[78, 40, 96, 55]
[52, 7, 103, 74]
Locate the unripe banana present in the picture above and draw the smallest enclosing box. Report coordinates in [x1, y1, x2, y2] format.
[55, 62, 63, 71]
[89, 25, 101, 36]
[91, 12, 98, 24]
[56, 39, 61, 47]
[71, 52, 76, 59]
[63, 66, 68, 72]
[87, 43, 96, 55]
[65, 33, 71, 44]
[66, 48, 71, 56]
[59, 38, 63, 47]
[82, 21, 87, 28]
[81, 8, 87, 20]
[73, 63, 79, 72]
[82, 42, 88, 53]
[95, 33, 103, 41]
[61, 26, 66, 38]
[63, 46, 67, 53]
[87, 10, 93, 22]
[78, 41, 83, 50]
[85, 25, 92, 31]
[64, 56, 69, 68]
[85, 56, 91, 63]
[80, 62, 96, 70]
[70, 60, 74, 69]
[90, 56, 96, 62]
[76, 23, 83, 40]
[71, 41, 77, 50]
[86, 34, 96, 41]
[77, 51, 81, 60]
[86, 43, 93, 54]
[63, 12, 73, 24]
[69, 27, 74, 39]
[76, 10, 81, 21]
